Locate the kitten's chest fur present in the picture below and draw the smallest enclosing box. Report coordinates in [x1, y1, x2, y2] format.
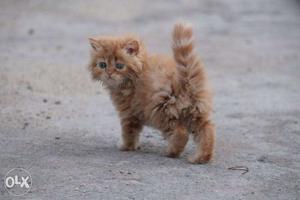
[109, 80, 145, 122]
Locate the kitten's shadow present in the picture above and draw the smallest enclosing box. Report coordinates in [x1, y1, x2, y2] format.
[47, 134, 188, 166]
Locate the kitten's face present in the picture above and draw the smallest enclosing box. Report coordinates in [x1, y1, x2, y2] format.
[88, 36, 144, 87]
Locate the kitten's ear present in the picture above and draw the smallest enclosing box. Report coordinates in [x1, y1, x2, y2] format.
[88, 37, 102, 52]
[124, 40, 139, 55]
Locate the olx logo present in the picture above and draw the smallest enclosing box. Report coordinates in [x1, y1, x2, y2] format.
[4, 168, 32, 196]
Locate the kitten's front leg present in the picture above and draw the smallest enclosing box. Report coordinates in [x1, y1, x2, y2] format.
[119, 117, 143, 151]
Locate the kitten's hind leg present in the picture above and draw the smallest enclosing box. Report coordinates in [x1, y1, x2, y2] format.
[166, 124, 189, 158]
[119, 117, 143, 151]
[188, 120, 215, 164]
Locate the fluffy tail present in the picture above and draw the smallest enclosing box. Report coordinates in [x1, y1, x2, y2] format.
[172, 22, 205, 88]
[173, 23, 212, 114]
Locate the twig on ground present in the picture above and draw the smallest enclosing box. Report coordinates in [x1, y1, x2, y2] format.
[228, 166, 249, 175]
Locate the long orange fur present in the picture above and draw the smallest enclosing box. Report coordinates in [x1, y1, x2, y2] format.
[88, 22, 215, 164]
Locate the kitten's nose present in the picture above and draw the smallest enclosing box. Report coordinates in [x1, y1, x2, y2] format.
[106, 71, 112, 76]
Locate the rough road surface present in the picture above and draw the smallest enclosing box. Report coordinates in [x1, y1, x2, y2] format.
[0, 0, 299, 199]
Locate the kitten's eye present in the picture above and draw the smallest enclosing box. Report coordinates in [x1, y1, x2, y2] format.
[97, 62, 107, 69]
[115, 63, 125, 69]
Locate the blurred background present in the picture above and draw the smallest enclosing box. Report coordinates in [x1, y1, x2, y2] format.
[0, 0, 299, 199]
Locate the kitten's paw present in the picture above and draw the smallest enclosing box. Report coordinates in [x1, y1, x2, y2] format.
[166, 152, 180, 158]
[188, 154, 212, 164]
[118, 144, 139, 151]
[166, 149, 181, 158]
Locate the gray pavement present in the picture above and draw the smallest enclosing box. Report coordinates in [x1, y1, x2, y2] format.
[0, 0, 300, 199]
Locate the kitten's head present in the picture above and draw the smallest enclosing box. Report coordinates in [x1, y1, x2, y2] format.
[88, 36, 146, 87]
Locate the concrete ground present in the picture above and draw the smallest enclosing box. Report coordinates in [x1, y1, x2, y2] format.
[0, 0, 300, 199]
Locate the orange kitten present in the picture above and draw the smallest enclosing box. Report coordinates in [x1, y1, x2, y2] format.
[88, 23, 215, 164]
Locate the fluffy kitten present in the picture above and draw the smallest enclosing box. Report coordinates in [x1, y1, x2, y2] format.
[88, 23, 215, 164]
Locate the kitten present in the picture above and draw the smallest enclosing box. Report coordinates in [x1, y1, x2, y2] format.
[88, 22, 215, 164]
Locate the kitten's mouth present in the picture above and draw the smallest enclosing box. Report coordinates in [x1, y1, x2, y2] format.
[107, 77, 115, 81]
[105, 77, 118, 85]
[106, 74, 115, 79]
[105, 75, 113, 80]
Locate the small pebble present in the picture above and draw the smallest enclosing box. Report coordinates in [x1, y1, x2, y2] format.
[56, 45, 62, 50]
[257, 155, 268, 163]
[22, 122, 29, 130]
[28, 28, 34, 35]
